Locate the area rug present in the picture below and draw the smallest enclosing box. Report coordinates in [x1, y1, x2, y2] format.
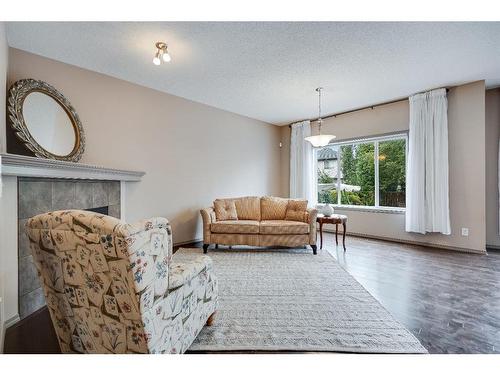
[173, 247, 427, 353]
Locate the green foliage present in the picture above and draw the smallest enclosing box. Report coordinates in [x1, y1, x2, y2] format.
[339, 143, 375, 206]
[320, 139, 406, 207]
[318, 189, 337, 204]
[340, 145, 356, 185]
[378, 139, 406, 207]
[340, 191, 364, 205]
[354, 143, 375, 205]
[317, 169, 333, 184]
[379, 139, 406, 193]
[318, 189, 367, 206]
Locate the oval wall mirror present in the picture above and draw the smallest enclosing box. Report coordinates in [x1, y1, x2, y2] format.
[7, 79, 85, 162]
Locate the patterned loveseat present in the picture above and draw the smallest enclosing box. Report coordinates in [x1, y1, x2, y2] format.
[26, 210, 217, 354]
[200, 196, 318, 254]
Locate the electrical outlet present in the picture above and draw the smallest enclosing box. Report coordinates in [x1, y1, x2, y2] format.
[461, 228, 469, 237]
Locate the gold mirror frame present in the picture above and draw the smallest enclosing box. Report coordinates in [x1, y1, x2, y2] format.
[7, 78, 85, 162]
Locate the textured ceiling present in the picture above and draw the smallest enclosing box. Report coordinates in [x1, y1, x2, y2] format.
[6, 22, 500, 125]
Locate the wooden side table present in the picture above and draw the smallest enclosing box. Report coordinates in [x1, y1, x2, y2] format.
[316, 214, 348, 251]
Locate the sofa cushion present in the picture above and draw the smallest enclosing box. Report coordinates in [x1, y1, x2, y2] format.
[260, 196, 288, 220]
[211, 220, 260, 234]
[285, 199, 308, 222]
[234, 196, 261, 221]
[259, 220, 310, 235]
[214, 199, 238, 221]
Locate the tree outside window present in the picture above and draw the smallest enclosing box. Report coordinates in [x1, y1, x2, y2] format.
[316, 135, 406, 208]
[379, 139, 406, 207]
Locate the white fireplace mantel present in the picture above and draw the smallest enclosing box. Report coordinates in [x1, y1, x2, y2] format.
[0, 153, 145, 181]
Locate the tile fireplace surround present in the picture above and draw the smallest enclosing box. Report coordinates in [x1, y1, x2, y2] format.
[17, 178, 121, 318]
[0, 153, 144, 328]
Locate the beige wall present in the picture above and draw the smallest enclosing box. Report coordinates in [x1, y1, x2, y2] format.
[0, 21, 9, 351]
[281, 81, 487, 253]
[7, 48, 282, 243]
[486, 88, 500, 249]
[0, 176, 18, 335]
[0, 24, 6, 153]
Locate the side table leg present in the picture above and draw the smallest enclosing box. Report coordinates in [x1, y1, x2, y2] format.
[343, 222, 347, 251]
[335, 223, 338, 246]
[319, 221, 324, 250]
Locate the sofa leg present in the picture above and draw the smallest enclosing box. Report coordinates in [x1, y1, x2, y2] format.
[311, 245, 317, 255]
[203, 244, 209, 254]
[207, 311, 217, 326]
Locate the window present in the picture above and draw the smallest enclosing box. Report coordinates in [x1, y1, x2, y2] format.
[324, 160, 335, 169]
[316, 134, 406, 209]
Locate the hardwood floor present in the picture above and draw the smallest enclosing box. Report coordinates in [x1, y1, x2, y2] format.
[4, 234, 500, 354]
[325, 236, 500, 354]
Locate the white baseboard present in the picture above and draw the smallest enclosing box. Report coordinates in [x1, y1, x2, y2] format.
[4, 314, 20, 329]
[173, 232, 487, 255]
[323, 229, 487, 254]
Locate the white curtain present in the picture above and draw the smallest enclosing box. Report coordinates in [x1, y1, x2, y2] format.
[406, 88, 450, 234]
[290, 120, 316, 207]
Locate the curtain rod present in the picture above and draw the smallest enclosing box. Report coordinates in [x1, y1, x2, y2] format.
[288, 88, 450, 128]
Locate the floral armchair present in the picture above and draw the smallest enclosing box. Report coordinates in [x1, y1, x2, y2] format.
[26, 210, 217, 354]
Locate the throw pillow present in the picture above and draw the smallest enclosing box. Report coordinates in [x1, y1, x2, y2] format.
[261, 196, 289, 220]
[234, 196, 261, 221]
[285, 199, 308, 222]
[214, 199, 238, 221]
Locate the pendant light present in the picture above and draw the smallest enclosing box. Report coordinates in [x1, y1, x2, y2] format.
[304, 87, 336, 147]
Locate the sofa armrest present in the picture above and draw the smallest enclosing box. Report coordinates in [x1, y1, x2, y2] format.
[200, 207, 216, 244]
[306, 208, 318, 245]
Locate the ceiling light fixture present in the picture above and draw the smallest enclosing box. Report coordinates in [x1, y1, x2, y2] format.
[304, 87, 336, 147]
[153, 42, 171, 65]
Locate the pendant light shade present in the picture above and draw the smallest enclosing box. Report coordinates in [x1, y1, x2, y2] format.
[304, 88, 336, 147]
[304, 133, 336, 147]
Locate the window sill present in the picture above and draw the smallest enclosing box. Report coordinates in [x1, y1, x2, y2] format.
[331, 205, 405, 214]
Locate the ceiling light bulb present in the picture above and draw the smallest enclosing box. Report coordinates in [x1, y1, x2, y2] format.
[162, 51, 171, 62]
[153, 52, 161, 66]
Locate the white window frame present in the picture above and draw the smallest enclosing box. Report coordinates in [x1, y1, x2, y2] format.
[317, 132, 408, 213]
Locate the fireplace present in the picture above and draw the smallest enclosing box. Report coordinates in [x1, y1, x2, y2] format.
[87, 206, 109, 215]
[1, 153, 144, 328]
[17, 178, 121, 319]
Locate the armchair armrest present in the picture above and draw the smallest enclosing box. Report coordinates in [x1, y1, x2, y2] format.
[306, 208, 318, 245]
[119, 217, 172, 261]
[116, 217, 174, 315]
[200, 207, 216, 244]
[169, 255, 213, 289]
